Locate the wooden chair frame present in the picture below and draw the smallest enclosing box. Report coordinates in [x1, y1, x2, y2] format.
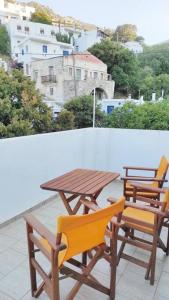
[121, 157, 169, 201]
[108, 191, 169, 285]
[25, 201, 123, 300]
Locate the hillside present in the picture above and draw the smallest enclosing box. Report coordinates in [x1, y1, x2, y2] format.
[26, 1, 97, 31]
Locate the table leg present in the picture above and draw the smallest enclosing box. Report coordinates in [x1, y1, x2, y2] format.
[59, 192, 82, 215]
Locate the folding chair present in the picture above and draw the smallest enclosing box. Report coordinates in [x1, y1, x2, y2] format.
[108, 189, 169, 285]
[25, 196, 124, 300]
[122, 156, 169, 201]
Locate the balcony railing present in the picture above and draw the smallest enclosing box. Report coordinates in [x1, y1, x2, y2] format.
[41, 75, 57, 83]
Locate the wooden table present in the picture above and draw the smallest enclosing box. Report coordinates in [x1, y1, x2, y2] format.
[41, 168, 120, 215]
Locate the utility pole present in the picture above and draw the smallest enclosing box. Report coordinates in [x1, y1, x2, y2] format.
[93, 88, 96, 128]
[117, 32, 119, 43]
[72, 52, 77, 97]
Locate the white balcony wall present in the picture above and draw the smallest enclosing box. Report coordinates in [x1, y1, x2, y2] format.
[1, 127, 169, 223]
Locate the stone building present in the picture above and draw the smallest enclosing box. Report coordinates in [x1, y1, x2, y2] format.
[31, 52, 115, 113]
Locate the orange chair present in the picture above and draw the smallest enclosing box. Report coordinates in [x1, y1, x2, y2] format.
[122, 156, 169, 201]
[108, 189, 169, 285]
[25, 197, 124, 300]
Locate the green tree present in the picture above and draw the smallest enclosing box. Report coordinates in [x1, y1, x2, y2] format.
[55, 33, 71, 44]
[138, 42, 169, 76]
[31, 10, 52, 25]
[0, 69, 54, 138]
[0, 25, 10, 56]
[64, 95, 104, 128]
[88, 40, 140, 95]
[135, 35, 145, 44]
[106, 101, 169, 130]
[113, 24, 137, 42]
[56, 109, 75, 131]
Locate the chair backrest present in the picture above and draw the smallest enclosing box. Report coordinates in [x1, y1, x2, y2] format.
[57, 197, 125, 263]
[153, 156, 169, 188]
[163, 189, 169, 211]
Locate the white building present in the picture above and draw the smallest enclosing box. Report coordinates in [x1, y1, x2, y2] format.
[101, 98, 144, 114]
[0, 0, 35, 24]
[123, 41, 143, 54]
[74, 28, 107, 52]
[31, 52, 115, 113]
[6, 19, 73, 75]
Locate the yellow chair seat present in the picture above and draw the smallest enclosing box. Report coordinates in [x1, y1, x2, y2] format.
[125, 182, 158, 197]
[126, 182, 153, 190]
[40, 234, 68, 267]
[123, 207, 155, 233]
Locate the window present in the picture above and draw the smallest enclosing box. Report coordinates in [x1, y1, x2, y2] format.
[33, 71, 38, 82]
[40, 28, 44, 35]
[25, 27, 29, 33]
[69, 67, 73, 77]
[90, 72, 92, 78]
[76, 68, 81, 80]
[22, 49, 24, 55]
[25, 45, 28, 53]
[25, 64, 29, 75]
[23, 16, 26, 20]
[93, 72, 98, 79]
[17, 40, 21, 44]
[49, 66, 54, 76]
[63, 50, 69, 56]
[17, 25, 22, 31]
[42, 45, 48, 53]
[107, 106, 114, 114]
[51, 30, 55, 36]
[101, 73, 104, 80]
[84, 70, 88, 80]
[50, 87, 54, 96]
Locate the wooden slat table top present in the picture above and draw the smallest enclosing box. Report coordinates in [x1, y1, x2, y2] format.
[41, 169, 120, 196]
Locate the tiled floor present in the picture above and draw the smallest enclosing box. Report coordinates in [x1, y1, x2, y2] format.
[0, 181, 169, 300]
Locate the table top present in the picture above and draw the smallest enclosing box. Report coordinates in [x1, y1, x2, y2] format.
[41, 169, 120, 196]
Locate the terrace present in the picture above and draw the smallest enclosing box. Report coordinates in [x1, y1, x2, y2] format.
[0, 127, 169, 300]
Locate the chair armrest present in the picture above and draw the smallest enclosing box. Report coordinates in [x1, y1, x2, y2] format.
[123, 166, 158, 171]
[80, 199, 100, 211]
[24, 214, 66, 252]
[122, 176, 167, 182]
[130, 182, 167, 193]
[111, 216, 125, 228]
[125, 202, 167, 217]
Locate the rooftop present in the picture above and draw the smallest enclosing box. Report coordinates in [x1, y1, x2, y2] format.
[0, 127, 169, 299]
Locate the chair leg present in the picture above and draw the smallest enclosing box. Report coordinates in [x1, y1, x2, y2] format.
[145, 233, 157, 285]
[66, 247, 104, 300]
[166, 224, 169, 256]
[51, 250, 60, 300]
[26, 223, 37, 297]
[110, 224, 118, 300]
[117, 229, 129, 265]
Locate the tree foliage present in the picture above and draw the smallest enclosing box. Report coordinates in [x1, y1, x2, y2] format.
[31, 10, 52, 25]
[64, 95, 105, 128]
[0, 25, 10, 56]
[113, 24, 137, 42]
[0, 69, 54, 138]
[88, 40, 140, 95]
[56, 109, 75, 131]
[55, 32, 71, 44]
[106, 101, 169, 130]
[138, 42, 169, 76]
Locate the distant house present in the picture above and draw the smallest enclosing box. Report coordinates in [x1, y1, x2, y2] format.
[100, 98, 144, 114]
[6, 19, 73, 75]
[0, 0, 35, 24]
[123, 41, 143, 54]
[31, 52, 115, 114]
[74, 28, 108, 52]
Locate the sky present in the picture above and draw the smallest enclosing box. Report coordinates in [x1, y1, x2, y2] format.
[25, 0, 169, 45]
